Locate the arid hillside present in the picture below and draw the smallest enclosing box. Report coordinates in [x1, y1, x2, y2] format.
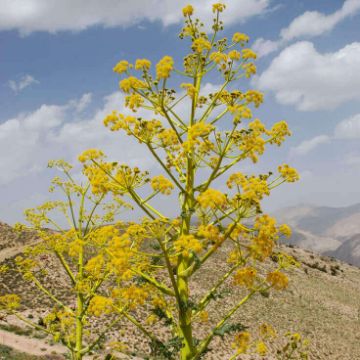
[0, 222, 360, 359]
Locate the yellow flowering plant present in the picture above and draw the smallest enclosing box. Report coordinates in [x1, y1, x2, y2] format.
[75, 3, 301, 359]
[0, 3, 303, 360]
[0, 160, 156, 360]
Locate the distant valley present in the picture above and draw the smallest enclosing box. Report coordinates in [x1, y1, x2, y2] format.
[275, 203, 360, 266]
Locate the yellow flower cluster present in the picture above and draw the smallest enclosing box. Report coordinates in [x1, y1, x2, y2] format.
[197, 188, 227, 209]
[197, 224, 221, 242]
[182, 5, 194, 16]
[83, 162, 113, 194]
[156, 56, 174, 79]
[113, 60, 130, 74]
[256, 341, 268, 356]
[252, 215, 277, 259]
[244, 90, 264, 108]
[227, 172, 270, 203]
[78, 149, 104, 163]
[174, 234, 203, 257]
[157, 128, 179, 146]
[151, 175, 174, 195]
[181, 83, 197, 98]
[212, 3, 226, 12]
[119, 285, 148, 309]
[119, 76, 147, 93]
[228, 50, 241, 61]
[269, 121, 292, 145]
[266, 271, 289, 290]
[0, 294, 20, 310]
[233, 267, 257, 288]
[104, 112, 136, 132]
[135, 58, 151, 71]
[188, 122, 214, 139]
[278, 224, 292, 238]
[232, 331, 250, 354]
[242, 62, 257, 78]
[278, 164, 300, 182]
[232, 32, 249, 44]
[125, 93, 144, 112]
[193, 37, 212, 53]
[238, 129, 266, 163]
[88, 295, 113, 317]
[242, 48, 257, 60]
[228, 104, 252, 124]
[210, 51, 228, 64]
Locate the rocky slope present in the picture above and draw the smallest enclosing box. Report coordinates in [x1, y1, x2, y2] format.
[1, 221, 360, 359]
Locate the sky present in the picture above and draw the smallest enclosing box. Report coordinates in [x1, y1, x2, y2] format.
[1, 0, 360, 224]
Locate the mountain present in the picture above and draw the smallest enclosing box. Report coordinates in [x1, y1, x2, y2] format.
[275, 203, 360, 265]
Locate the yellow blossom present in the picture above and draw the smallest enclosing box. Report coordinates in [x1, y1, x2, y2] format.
[269, 121, 292, 145]
[78, 149, 104, 163]
[228, 50, 241, 61]
[197, 224, 220, 242]
[0, 294, 20, 310]
[158, 128, 179, 146]
[279, 224, 292, 238]
[233, 267, 257, 288]
[256, 341, 268, 356]
[156, 56, 174, 79]
[242, 62, 257, 77]
[242, 48, 257, 60]
[210, 51, 228, 64]
[113, 60, 130, 74]
[135, 58, 151, 70]
[188, 122, 214, 139]
[244, 90, 264, 108]
[193, 37, 212, 53]
[182, 5, 194, 16]
[232, 331, 250, 354]
[119, 76, 147, 93]
[212, 3, 226, 13]
[232, 32, 249, 44]
[174, 234, 203, 256]
[151, 175, 174, 195]
[266, 271, 289, 290]
[197, 188, 227, 209]
[181, 83, 197, 98]
[125, 93, 144, 111]
[88, 295, 113, 317]
[278, 164, 299, 182]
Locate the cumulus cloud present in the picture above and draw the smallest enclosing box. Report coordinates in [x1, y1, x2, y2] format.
[254, 0, 360, 58]
[290, 135, 330, 156]
[334, 113, 360, 139]
[0, 92, 151, 186]
[0, 0, 269, 35]
[280, 0, 360, 41]
[256, 41, 360, 111]
[8, 74, 39, 93]
[290, 112, 360, 157]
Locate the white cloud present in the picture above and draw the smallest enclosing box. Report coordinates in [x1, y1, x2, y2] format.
[68, 93, 93, 113]
[280, 0, 360, 41]
[0, 0, 269, 35]
[334, 113, 360, 139]
[254, 0, 360, 58]
[8, 74, 39, 93]
[0, 92, 152, 186]
[252, 38, 280, 57]
[256, 41, 360, 111]
[291, 135, 330, 156]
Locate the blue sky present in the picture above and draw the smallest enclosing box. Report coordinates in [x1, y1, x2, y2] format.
[1, 0, 360, 223]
